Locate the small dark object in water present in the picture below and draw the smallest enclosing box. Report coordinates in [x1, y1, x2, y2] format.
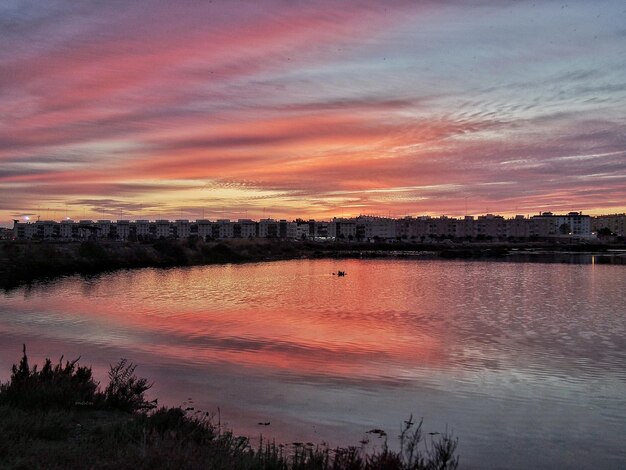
[337, 270, 346, 276]
[257, 422, 271, 426]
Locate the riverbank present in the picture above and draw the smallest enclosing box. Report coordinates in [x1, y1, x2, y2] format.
[1, 238, 625, 289]
[0, 349, 459, 469]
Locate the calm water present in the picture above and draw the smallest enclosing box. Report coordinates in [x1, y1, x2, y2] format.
[1, 259, 625, 469]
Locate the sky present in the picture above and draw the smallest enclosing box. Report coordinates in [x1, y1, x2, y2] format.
[1, 0, 625, 225]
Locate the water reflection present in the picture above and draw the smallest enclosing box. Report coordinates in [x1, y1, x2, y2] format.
[505, 252, 626, 265]
[1, 259, 625, 469]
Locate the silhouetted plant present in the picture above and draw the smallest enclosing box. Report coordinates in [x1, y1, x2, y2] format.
[200, 243, 241, 263]
[152, 239, 188, 264]
[396, 415, 459, 469]
[0, 345, 98, 410]
[104, 358, 157, 412]
[78, 240, 108, 260]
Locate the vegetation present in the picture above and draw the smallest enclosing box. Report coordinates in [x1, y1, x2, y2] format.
[0, 348, 459, 469]
[0, 345, 98, 411]
[3, 237, 623, 290]
[0, 345, 155, 412]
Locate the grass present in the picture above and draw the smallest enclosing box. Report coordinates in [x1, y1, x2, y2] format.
[0, 347, 459, 469]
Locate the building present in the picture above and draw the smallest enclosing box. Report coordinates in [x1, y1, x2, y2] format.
[475, 214, 506, 239]
[356, 216, 396, 240]
[95, 220, 112, 239]
[592, 214, 626, 236]
[216, 220, 234, 239]
[155, 220, 171, 239]
[506, 215, 530, 239]
[258, 219, 279, 238]
[530, 212, 592, 238]
[135, 220, 151, 239]
[173, 220, 190, 239]
[60, 219, 75, 240]
[294, 219, 311, 240]
[116, 220, 130, 240]
[9, 211, 599, 242]
[329, 218, 356, 240]
[312, 221, 329, 239]
[241, 219, 258, 238]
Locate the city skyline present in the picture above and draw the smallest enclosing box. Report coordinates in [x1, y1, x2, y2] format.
[2, 1, 626, 227]
[9, 208, 617, 223]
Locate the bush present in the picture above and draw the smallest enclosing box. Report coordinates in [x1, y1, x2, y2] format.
[200, 243, 241, 263]
[78, 240, 109, 260]
[152, 239, 188, 264]
[104, 359, 157, 413]
[0, 349, 156, 414]
[0, 345, 98, 410]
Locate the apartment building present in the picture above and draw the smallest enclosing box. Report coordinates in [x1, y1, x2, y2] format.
[11, 211, 600, 242]
[592, 214, 626, 236]
[356, 216, 396, 240]
[530, 212, 592, 237]
[329, 218, 357, 240]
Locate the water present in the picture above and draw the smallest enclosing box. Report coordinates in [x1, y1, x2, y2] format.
[1, 258, 625, 469]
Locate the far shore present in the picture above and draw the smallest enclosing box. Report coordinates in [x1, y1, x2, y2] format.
[1, 238, 625, 289]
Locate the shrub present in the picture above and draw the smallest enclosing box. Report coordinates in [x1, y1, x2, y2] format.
[0, 350, 157, 414]
[200, 242, 241, 263]
[0, 345, 98, 410]
[152, 239, 188, 264]
[78, 240, 109, 260]
[104, 359, 157, 413]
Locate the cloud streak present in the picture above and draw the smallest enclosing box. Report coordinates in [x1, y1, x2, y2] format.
[1, 0, 625, 223]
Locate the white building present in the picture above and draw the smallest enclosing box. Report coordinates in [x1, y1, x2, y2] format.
[294, 220, 311, 240]
[329, 218, 356, 240]
[136, 220, 150, 238]
[593, 214, 626, 236]
[357, 216, 396, 240]
[173, 220, 190, 239]
[238, 219, 257, 238]
[530, 212, 592, 237]
[197, 220, 212, 239]
[10, 212, 598, 242]
[116, 220, 130, 240]
[96, 220, 112, 239]
[60, 219, 75, 239]
[286, 222, 297, 239]
[216, 220, 233, 238]
[313, 221, 329, 239]
[258, 219, 279, 238]
[13, 221, 37, 239]
[156, 220, 170, 239]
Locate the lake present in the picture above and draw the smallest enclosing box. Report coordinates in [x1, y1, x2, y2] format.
[1, 258, 625, 469]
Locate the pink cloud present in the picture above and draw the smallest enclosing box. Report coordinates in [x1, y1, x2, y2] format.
[1, 1, 625, 222]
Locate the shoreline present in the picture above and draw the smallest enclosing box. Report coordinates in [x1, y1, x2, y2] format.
[2, 239, 625, 290]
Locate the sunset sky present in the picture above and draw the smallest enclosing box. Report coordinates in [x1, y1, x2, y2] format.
[1, 0, 625, 225]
